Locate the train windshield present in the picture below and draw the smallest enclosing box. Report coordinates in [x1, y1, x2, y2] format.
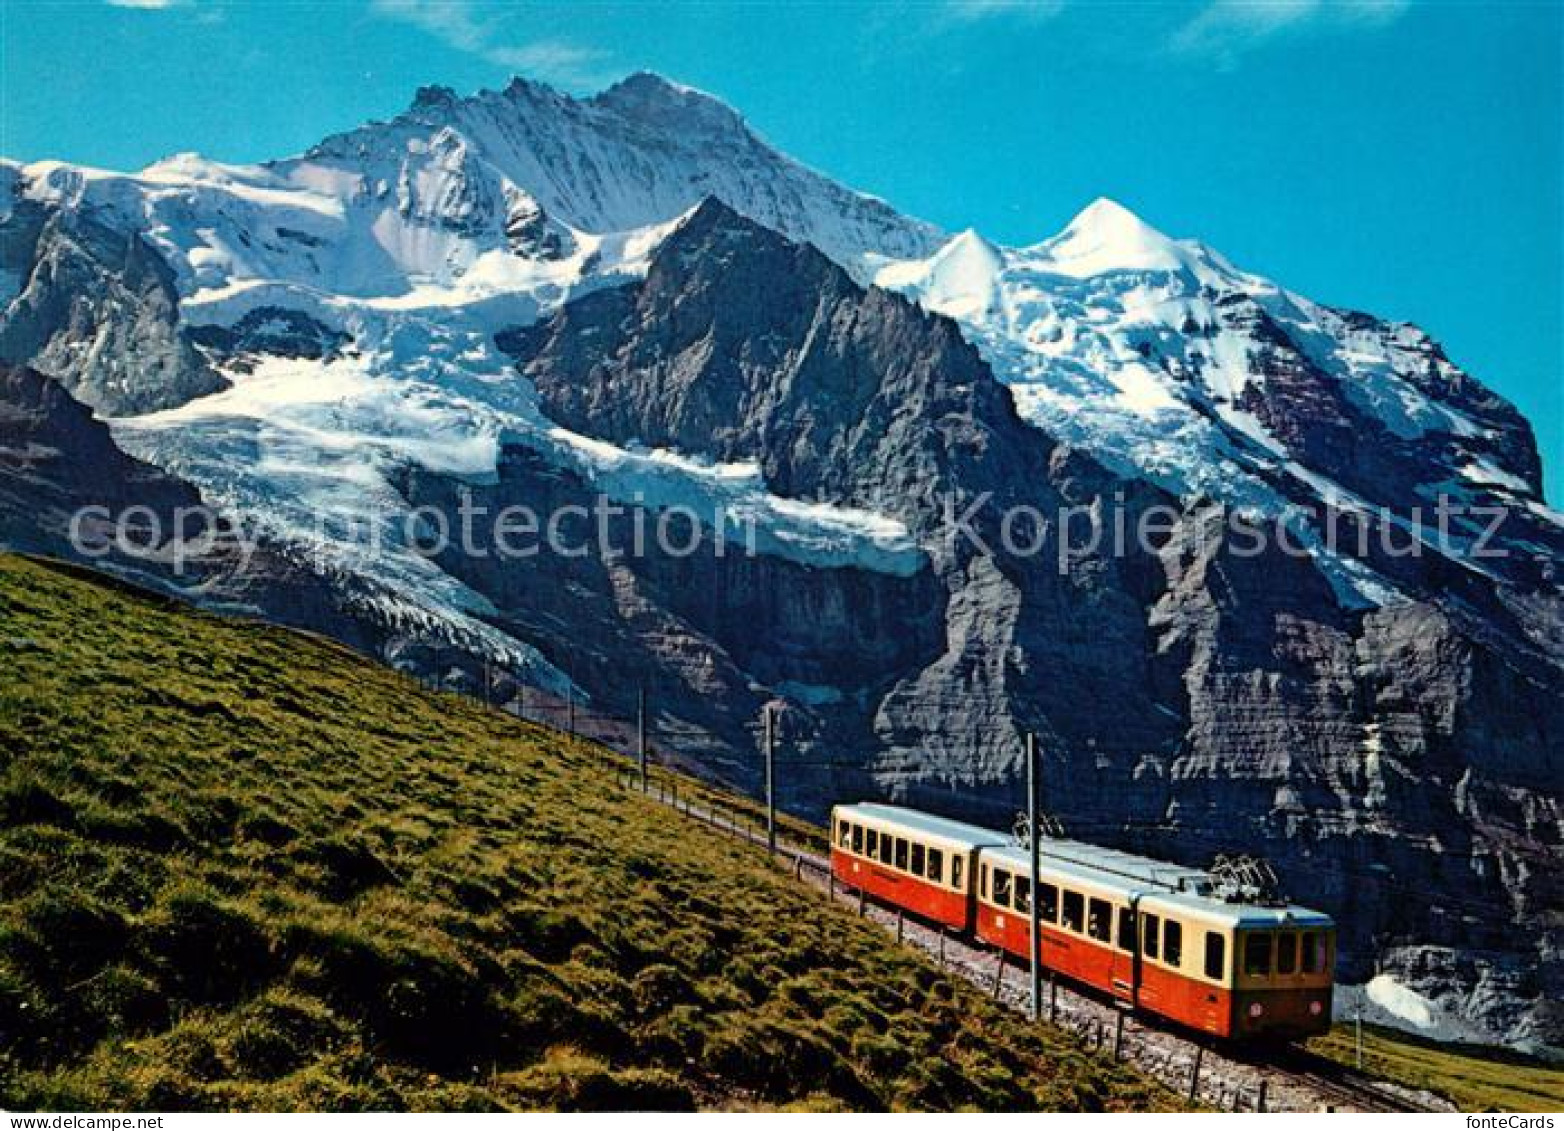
[1242, 928, 1330, 977]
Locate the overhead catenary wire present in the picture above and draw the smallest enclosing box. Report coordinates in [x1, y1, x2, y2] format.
[456, 675, 1519, 921]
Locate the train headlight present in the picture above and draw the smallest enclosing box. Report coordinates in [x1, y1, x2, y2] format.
[1309, 1001, 1323, 1016]
[1248, 1002, 1265, 1018]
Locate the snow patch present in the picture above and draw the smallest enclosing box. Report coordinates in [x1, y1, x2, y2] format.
[1460, 458, 1531, 495]
[1365, 974, 1438, 1030]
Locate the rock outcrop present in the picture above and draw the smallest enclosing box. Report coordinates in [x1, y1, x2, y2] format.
[0, 203, 226, 415]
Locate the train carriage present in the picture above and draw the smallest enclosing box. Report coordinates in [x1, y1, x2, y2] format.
[830, 803, 1336, 1042]
[830, 803, 1007, 932]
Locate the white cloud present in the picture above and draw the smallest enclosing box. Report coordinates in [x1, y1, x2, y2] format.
[1172, 0, 1410, 65]
[370, 0, 612, 88]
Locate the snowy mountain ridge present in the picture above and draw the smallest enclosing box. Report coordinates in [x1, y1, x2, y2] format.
[1, 71, 1556, 629]
[2, 75, 954, 667]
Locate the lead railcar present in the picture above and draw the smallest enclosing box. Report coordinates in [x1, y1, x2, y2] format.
[830, 802, 1334, 1041]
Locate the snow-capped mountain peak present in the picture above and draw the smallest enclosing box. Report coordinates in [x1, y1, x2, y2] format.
[290, 71, 943, 275]
[875, 191, 1554, 605]
[875, 227, 1003, 322]
[1027, 195, 1237, 286]
[588, 70, 747, 132]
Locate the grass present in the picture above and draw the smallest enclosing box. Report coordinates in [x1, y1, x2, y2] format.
[0, 554, 1179, 1112]
[1309, 1023, 1564, 1113]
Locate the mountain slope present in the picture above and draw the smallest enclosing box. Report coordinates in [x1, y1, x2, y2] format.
[0, 553, 1175, 1111]
[488, 203, 1564, 1049]
[876, 198, 1560, 601]
[0, 73, 1560, 1046]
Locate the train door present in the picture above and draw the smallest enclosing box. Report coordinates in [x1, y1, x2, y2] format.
[1111, 896, 1138, 1004]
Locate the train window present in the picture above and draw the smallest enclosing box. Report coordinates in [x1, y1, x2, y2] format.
[1117, 908, 1136, 953]
[1015, 878, 1030, 914]
[1088, 898, 1112, 943]
[1164, 919, 1183, 967]
[894, 838, 909, 871]
[1244, 932, 1272, 976]
[928, 847, 944, 883]
[865, 828, 878, 859]
[837, 820, 850, 848]
[911, 843, 926, 877]
[952, 855, 965, 890]
[1062, 890, 1084, 933]
[1040, 883, 1058, 923]
[1204, 932, 1225, 980]
[994, 869, 1013, 908]
[1301, 931, 1327, 973]
[1277, 931, 1298, 974]
[851, 824, 863, 854]
[1142, 913, 1161, 959]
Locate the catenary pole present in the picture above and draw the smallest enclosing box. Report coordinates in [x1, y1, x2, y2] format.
[764, 705, 776, 855]
[637, 686, 648, 791]
[1028, 731, 1042, 1022]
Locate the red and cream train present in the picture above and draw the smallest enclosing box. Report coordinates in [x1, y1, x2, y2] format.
[829, 802, 1334, 1041]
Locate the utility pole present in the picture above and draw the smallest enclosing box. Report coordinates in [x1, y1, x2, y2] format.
[637, 686, 648, 791]
[763, 704, 776, 856]
[1027, 731, 1042, 1022]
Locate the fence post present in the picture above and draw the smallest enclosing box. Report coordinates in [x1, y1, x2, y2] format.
[1049, 974, 1058, 1024]
[991, 950, 1006, 1000]
[858, 885, 867, 916]
[1256, 1079, 1267, 1114]
[938, 926, 947, 969]
[1113, 1011, 1125, 1059]
[896, 907, 905, 944]
[1188, 1045, 1204, 1104]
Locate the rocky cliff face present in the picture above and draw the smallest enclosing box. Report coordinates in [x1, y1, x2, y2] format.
[496, 204, 1564, 1045]
[0, 204, 226, 415]
[503, 199, 1048, 520]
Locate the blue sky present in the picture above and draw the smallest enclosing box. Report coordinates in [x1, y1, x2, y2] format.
[3, 0, 1560, 498]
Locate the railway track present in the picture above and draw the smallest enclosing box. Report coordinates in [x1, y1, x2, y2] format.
[1246, 1047, 1446, 1114]
[630, 774, 1454, 1113]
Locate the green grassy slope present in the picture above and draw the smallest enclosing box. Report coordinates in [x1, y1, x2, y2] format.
[1309, 1024, 1564, 1112]
[0, 554, 1177, 1112]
